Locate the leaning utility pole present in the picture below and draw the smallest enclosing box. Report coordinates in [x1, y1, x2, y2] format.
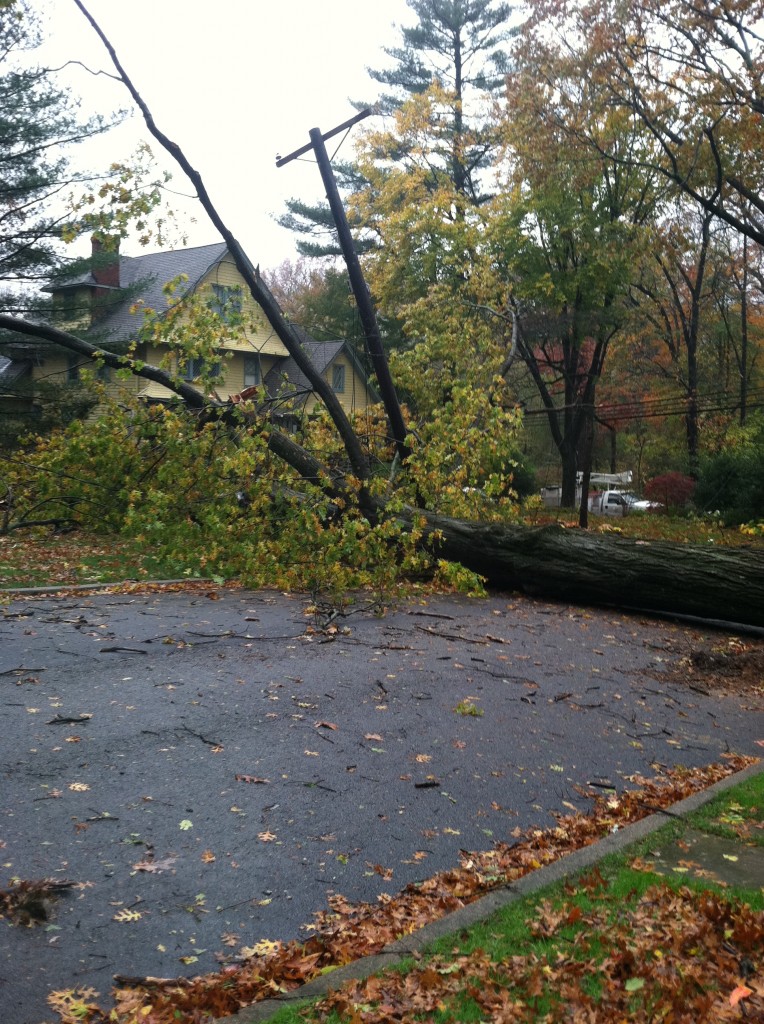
[277, 111, 410, 463]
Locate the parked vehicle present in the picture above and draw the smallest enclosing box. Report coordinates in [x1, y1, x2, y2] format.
[540, 472, 661, 515]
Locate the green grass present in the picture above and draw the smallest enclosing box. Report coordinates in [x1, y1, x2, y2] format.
[262, 770, 764, 1024]
[0, 530, 221, 589]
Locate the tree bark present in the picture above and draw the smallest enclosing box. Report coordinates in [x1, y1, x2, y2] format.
[411, 513, 764, 628]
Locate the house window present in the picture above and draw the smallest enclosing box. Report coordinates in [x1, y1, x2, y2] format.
[67, 355, 81, 383]
[181, 357, 220, 381]
[332, 363, 346, 393]
[209, 284, 243, 322]
[61, 291, 78, 322]
[243, 354, 261, 387]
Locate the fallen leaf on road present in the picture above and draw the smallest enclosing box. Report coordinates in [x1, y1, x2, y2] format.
[132, 857, 176, 873]
[235, 774, 270, 784]
[68, 783, 89, 792]
[113, 908, 141, 922]
[258, 831, 276, 842]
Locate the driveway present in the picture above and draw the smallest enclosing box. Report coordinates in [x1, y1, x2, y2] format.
[1, 585, 761, 1024]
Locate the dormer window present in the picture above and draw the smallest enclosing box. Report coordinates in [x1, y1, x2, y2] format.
[332, 363, 346, 393]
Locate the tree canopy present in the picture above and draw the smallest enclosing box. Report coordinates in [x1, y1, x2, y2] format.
[0, 0, 117, 291]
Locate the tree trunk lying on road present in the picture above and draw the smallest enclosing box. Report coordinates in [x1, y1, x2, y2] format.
[414, 514, 764, 628]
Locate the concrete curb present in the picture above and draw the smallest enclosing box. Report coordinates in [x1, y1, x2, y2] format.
[220, 761, 763, 1024]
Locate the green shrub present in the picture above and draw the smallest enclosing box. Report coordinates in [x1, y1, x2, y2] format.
[694, 417, 764, 525]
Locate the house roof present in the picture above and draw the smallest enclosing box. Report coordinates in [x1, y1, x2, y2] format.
[264, 331, 380, 407]
[0, 357, 31, 385]
[85, 241, 230, 345]
[265, 336, 345, 397]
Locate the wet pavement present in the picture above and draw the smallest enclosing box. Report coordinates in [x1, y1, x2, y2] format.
[1, 585, 762, 1024]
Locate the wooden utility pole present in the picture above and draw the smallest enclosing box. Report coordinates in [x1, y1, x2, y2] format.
[278, 112, 410, 462]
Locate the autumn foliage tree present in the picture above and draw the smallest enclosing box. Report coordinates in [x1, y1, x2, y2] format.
[522, 0, 764, 248]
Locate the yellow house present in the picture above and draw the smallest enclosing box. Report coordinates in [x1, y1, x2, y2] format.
[0, 239, 378, 432]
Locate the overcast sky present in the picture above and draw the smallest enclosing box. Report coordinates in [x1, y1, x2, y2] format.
[33, 0, 412, 270]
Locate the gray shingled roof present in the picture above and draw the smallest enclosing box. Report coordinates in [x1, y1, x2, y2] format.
[86, 241, 229, 345]
[265, 337, 345, 399]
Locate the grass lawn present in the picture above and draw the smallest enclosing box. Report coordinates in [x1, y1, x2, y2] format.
[0, 530, 213, 589]
[265, 771, 764, 1024]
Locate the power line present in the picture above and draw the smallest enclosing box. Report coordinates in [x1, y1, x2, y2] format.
[522, 386, 764, 423]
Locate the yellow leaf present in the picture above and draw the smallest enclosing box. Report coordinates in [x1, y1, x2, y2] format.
[113, 908, 142, 922]
[240, 939, 282, 958]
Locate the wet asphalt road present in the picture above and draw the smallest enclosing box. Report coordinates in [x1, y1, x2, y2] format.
[1, 586, 761, 1024]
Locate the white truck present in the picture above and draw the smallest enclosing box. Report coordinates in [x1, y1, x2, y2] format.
[540, 472, 657, 516]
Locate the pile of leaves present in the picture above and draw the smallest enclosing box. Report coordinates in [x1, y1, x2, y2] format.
[657, 635, 764, 700]
[0, 877, 75, 927]
[46, 755, 756, 1024]
[315, 878, 763, 1023]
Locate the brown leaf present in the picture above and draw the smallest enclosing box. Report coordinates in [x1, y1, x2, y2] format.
[132, 857, 176, 873]
[235, 774, 270, 784]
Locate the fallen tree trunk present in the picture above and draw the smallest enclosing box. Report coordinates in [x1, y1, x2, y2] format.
[415, 514, 764, 628]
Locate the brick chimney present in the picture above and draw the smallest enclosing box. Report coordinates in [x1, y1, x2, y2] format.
[91, 234, 120, 289]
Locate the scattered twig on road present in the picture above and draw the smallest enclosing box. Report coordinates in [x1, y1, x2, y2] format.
[177, 725, 223, 747]
[415, 625, 489, 644]
[99, 646, 148, 654]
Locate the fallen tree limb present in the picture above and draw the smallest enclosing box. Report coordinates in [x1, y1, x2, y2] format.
[412, 513, 764, 628]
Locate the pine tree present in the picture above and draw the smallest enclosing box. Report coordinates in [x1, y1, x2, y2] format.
[0, 0, 114, 292]
[278, 0, 515, 255]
